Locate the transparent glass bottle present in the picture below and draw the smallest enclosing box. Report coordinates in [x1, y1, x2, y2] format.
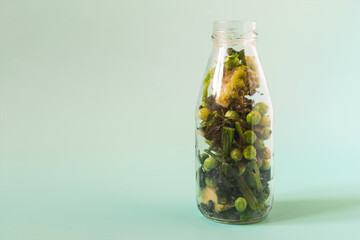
[195, 21, 273, 224]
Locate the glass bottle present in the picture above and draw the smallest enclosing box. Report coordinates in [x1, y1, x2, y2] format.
[195, 20, 273, 224]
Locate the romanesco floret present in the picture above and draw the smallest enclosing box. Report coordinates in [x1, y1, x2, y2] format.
[216, 66, 247, 107]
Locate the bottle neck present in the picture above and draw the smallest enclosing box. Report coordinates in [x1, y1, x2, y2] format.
[211, 20, 258, 44]
[212, 39, 256, 48]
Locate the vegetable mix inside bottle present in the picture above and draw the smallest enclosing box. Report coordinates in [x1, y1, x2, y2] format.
[195, 20, 273, 224]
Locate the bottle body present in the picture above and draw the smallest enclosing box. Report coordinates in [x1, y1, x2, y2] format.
[195, 21, 273, 224]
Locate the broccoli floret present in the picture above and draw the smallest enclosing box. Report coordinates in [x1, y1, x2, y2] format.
[224, 54, 240, 71]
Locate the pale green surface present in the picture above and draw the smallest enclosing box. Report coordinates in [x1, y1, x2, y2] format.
[1, 0, 360, 239]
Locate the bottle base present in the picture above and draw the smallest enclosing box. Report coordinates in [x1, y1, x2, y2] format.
[203, 214, 268, 225]
[198, 204, 270, 225]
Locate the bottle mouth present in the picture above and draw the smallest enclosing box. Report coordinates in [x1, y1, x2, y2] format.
[212, 20, 258, 41]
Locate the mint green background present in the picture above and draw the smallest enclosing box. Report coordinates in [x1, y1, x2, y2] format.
[1, 0, 360, 239]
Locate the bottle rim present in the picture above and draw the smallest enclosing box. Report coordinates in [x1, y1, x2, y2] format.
[212, 20, 258, 41]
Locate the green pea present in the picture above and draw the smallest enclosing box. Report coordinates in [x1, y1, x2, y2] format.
[203, 157, 218, 170]
[205, 177, 215, 187]
[243, 145, 256, 160]
[256, 158, 264, 168]
[254, 139, 265, 150]
[235, 197, 247, 212]
[254, 102, 269, 115]
[200, 153, 209, 164]
[260, 127, 272, 140]
[230, 148, 243, 161]
[261, 147, 272, 159]
[198, 108, 211, 121]
[225, 110, 240, 120]
[246, 111, 261, 125]
[243, 130, 257, 144]
[261, 159, 271, 171]
[259, 115, 271, 127]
